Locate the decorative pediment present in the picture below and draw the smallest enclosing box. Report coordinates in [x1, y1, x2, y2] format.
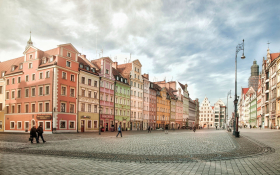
[58, 43, 80, 54]
[23, 46, 39, 54]
[133, 59, 142, 67]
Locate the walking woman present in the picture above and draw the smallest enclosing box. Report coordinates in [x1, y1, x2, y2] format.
[193, 126, 196, 132]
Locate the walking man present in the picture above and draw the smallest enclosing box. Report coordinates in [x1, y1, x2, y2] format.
[30, 126, 39, 143]
[165, 125, 168, 134]
[259, 125, 261, 130]
[116, 125, 122, 137]
[37, 124, 46, 143]
[148, 126, 151, 133]
[215, 125, 217, 130]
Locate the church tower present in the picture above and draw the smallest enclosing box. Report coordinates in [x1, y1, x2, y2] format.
[248, 60, 259, 92]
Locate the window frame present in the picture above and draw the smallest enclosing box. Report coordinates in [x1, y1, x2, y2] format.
[17, 121, 22, 129]
[59, 120, 67, 129]
[45, 121, 51, 130]
[10, 121, 15, 129]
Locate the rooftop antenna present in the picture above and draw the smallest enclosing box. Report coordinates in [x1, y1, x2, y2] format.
[267, 41, 270, 48]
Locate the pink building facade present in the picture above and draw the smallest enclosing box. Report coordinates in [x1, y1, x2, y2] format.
[92, 57, 115, 131]
[149, 83, 157, 130]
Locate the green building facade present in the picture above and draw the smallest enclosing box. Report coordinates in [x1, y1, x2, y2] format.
[249, 95, 257, 127]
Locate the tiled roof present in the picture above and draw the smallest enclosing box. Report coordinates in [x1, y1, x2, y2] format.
[0, 56, 24, 77]
[271, 53, 280, 62]
[242, 88, 249, 95]
[167, 88, 176, 99]
[178, 82, 185, 90]
[117, 63, 132, 81]
[78, 57, 99, 76]
[91, 58, 102, 70]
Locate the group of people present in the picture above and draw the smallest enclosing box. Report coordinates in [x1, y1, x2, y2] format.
[30, 125, 46, 143]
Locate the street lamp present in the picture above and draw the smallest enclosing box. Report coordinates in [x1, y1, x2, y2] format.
[234, 39, 245, 138]
[99, 106, 103, 135]
[226, 90, 232, 129]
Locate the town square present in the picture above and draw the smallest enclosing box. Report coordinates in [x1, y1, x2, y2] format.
[1, 0, 280, 174]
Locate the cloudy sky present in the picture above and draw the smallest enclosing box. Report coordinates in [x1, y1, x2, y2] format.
[1, 0, 280, 115]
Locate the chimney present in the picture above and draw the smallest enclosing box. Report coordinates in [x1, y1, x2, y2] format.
[143, 73, 149, 80]
[112, 62, 118, 69]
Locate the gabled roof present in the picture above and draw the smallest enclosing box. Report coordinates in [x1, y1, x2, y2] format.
[0, 56, 24, 77]
[117, 63, 132, 80]
[178, 82, 185, 90]
[270, 53, 280, 62]
[242, 88, 249, 95]
[58, 43, 80, 53]
[167, 88, 176, 99]
[78, 57, 99, 76]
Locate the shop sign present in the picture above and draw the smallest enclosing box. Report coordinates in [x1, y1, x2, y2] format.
[37, 115, 52, 120]
[82, 116, 91, 119]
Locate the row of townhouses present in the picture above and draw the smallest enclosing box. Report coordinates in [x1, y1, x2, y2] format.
[198, 97, 227, 128]
[0, 37, 199, 133]
[237, 48, 280, 129]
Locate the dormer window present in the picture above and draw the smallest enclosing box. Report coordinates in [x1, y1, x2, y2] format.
[11, 66, 15, 71]
[49, 56, 53, 62]
[121, 78, 123, 82]
[67, 52, 71, 57]
[1, 71, 5, 77]
[19, 64, 23, 70]
[86, 66, 90, 71]
[42, 58, 46, 64]
[92, 68, 95, 73]
[30, 55, 32, 59]
[116, 76, 119, 81]
[79, 64, 84, 69]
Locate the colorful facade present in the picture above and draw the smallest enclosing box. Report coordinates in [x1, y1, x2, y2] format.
[149, 82, 157, 130]
[91, 57, 115, 132]
[78, 56, 100, 132]
[0, 69, 5, 132]
[143, 74, 150, 130]
[199, 97, 214, 128]
[112, 65, 130, 131]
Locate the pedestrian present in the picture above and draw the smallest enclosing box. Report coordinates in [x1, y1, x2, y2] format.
[36, 124, 46, 143]
[116, 125, 122, 137]
[165, 125, 168, 134]
[30, 126, 39, 143]
[178, 126, 179, 130]
[148, 126, 151, 133]
[250, 125, 252, 129]
[215, 125, 217, 130]
[193, 126, 196, 132]
[259, 125, 261, 130]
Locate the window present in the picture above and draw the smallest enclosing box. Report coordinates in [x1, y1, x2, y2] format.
[26, 75, 29, 82]
[39, 103, 43, 112]
[17, 104, 21, 113]
[94, 105, 97, 113]
[25, 89, 29, 97]
[17, 122, 22, 129]
[45, 103, 49, 112]
[70, 104, 74, 113]
[45, 122, 51, 130]
[39, 87, 43, 96]
[88, 91, 91, 98]
[10, 121, 15, 129]
[7, 79, 9, 85]
[106, 69, 109, 74]
[0, 103, 2, 111]
[46, 71, 50, 78]
[69, 121, 75, 129]
[81, 103, 85, 112]
[70, 88, 75, 97]
[66, 61, 71, 67]
[88, 104, 91, 112]
[82, 77, 85, 84]
[25, 104, 29, 113]
[60, 121, 66, 129]
[46, 86, 50, 95]
[94, 81, 97, 87]
[11, 91, 15, 99]
[6, 106, 9, 113]
[38, 121, 43, 128]
[31, 88, 35, 97]
[29, 63, 32, 68]
[106, 95, 108, 101]
[32, 104, 35, 112]
[82, 89, 85, 97]
[94, 92, 97, 99]
[30, 55, 33, 59]
[94, 121, 97, 128]
[39, 72, 43, 79]
[12, 78, 15, 84]
[11, 105, 15, 113]
[88, 79, 91, 86]
[60, 103, 66, 112]
[19, 64, 23, 70]
[62, 72, 67, 79]
[61, 86, 66, 96]
[71, 75, 75, 81]
[32, 74, 35, 81]
[18, 77, 21, 83]
[67, 52, 71, 57]
[88, 120, 92, 128]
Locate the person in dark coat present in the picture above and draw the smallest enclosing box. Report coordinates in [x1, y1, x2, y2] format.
[116, 125, 122, 137]
[148, 126, 151, 133]
[165, 125, 168, 134]
[30, 126, 39, 143]
[36, 125, 46, 143]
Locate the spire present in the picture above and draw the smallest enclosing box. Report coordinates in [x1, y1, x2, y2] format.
[25, 31, 33, 50]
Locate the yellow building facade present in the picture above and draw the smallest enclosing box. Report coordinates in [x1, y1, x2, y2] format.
[156, 87, 170, 128]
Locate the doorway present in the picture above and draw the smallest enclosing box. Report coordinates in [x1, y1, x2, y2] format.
[106, 122, 108, 131]
[123, 123, 126, 131]
[81, 120, 85, 132]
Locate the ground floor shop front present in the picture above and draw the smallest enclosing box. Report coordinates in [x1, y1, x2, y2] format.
[131, 120, 142, 130]
[100, 114, 114, 132]
[115, 118, 130, 131]
[0, 111, 4, 132]
[4, 113, 53, 133]
[78, 112, 99, 132]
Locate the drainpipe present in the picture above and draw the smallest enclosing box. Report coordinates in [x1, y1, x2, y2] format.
[52, 67, 54, 134]
[77, 71, 80, 133]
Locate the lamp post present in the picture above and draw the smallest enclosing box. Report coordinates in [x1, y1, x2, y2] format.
[226, 90, 232, 129]
[234, 39, 245, 138]
[99, 106, 103, 135]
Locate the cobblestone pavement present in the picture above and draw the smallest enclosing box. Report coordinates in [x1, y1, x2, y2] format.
[0, 129, 280, 174]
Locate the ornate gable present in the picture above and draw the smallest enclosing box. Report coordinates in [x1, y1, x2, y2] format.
[133, 59, 142, 67]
